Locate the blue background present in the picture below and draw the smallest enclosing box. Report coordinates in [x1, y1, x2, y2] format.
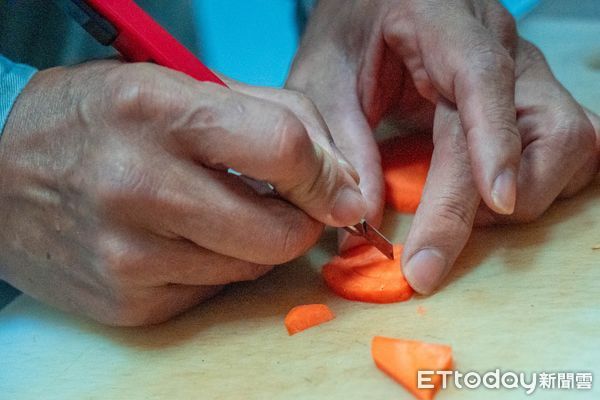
[192, 0, 541, 88]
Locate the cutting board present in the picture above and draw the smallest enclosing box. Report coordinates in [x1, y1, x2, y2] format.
[1, 179, 599, 400]
[1, 13, 599, 400]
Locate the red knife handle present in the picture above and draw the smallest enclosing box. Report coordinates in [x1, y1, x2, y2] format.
[84, 0, 227, 87]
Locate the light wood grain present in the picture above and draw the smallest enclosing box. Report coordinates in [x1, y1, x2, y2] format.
[1, 14, 599, 400]
[1, 177, 598, 400]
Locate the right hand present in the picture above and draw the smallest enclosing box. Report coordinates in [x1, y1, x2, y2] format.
[0, 60, 366, 326]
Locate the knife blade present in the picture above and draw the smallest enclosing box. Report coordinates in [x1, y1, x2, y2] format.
[343, 219, 395, 260]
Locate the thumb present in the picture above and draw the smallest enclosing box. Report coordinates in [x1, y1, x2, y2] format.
[286, 49, 386, 248]
[170, 78, 368, 227]
[330, 106, 386, 252]
[311, 97, 386, 251]
[403, 100, 480, 294]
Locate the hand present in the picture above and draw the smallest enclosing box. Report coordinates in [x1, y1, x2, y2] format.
[404, 41, 599, 293]
[288, 0, 522, 226]
[0, 60, 366, 325]
[288, 1, 599, 293]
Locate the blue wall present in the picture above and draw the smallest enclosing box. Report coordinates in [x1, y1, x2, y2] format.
[192, 0, 540, 87]
[500, 0, 541, 19]
[193, 0, 299, 87]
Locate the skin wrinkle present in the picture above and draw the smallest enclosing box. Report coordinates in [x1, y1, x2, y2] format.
[288, 0, 599, 294]
[0, 58, 364, 325]
[1, 1, 598, 321]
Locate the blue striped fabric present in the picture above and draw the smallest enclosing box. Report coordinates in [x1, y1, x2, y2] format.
[0, 54, 37, 136]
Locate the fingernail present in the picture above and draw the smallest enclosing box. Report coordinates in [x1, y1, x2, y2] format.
[331, 186, 367, 226]
[491, 168, 516, 215]
[403, 248, 447, 295]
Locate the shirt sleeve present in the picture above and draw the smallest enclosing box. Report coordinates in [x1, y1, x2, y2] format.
[0, 54, 37, 136]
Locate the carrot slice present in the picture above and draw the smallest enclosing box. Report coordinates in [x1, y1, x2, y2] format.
[321, 244, 413, 303]
[372, 336, 453, 400]
[380, 134, 433, 213]
[284, 304, 335, 335]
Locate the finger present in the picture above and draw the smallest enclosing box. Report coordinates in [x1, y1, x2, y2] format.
[475, 40, 597, 224]
[402, 100, 480, 294]
[104, 155, 326, 265]
[222, 81, 361, 183]
[169, 81, 366, 227]
[287, 52, 390, 252]
[384, 3, 521, 215]
[154, 241, 273, 286]
[104, 284, 222, 327]
[333, 105, 386, 248]
[562, 108, 600, 196]
[479, 0, 518, 57]
[161, 243, 273, 286]
[304, 95, 385, 252]
[99, 230, 273, 287]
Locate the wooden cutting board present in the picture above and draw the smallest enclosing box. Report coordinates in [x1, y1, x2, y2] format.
[1, 14, 599, 400]
[1, 179, 599, 400]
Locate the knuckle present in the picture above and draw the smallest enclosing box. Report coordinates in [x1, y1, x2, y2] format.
[517, 40, 547, 72]
[178, 92, 246, 166]
[270, 211, 322, 264]
[289, 90, 318, 114]
[550, 112, 596, 158]
[466, 115, 520, 148]
[494, 121, 521, 145]
[273, 223, 303, 264]
[468, 42, 515, 77]
[519, 40, 544, 62]
[104, 65, 179, 121]
[272, 108, 310, 169]
[97, 236, 141, 286]
[430, 193, 476, 230]
[183, 102, 222, 131]
[94, 162, 159, 210]
[296, 146, 334, 203]
[198, 89, 245, 128]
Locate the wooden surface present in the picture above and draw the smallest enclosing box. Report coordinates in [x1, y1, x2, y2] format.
[1, 11, 599, 400]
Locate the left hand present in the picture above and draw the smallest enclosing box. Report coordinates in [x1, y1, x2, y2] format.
[287, 0, 600, 294]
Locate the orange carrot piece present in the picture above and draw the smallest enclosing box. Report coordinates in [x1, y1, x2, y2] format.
[321, 244, 413, 303]
[284, 304, 335, 335]
[380, 134, 433, 213]
[372, 336, 453, 400]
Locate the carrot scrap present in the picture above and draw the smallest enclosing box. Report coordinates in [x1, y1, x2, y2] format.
[284, 304, 335, 335]
[371, 336, 453, 400]
[417, 305, 427, 316]
[379, 134, 433, 213]
[321, 244, 413, 303]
